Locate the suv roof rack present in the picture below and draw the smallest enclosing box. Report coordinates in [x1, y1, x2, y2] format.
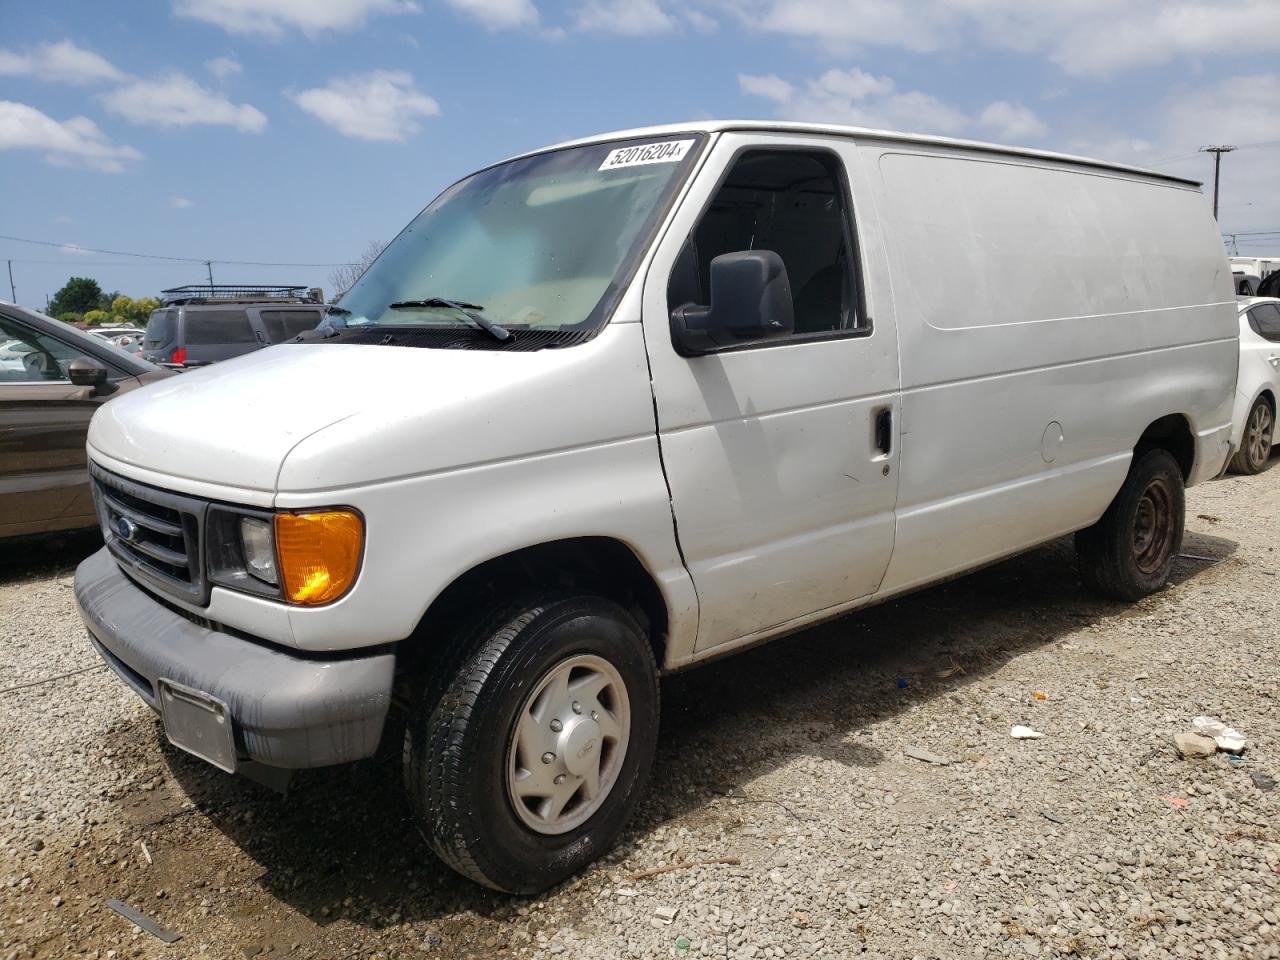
[160, 284, 323, 305]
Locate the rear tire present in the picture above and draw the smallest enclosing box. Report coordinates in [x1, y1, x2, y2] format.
[1076, 448, 1185, 601]
[403, 593, 659, 894]
[1230, 397, 1274, 475]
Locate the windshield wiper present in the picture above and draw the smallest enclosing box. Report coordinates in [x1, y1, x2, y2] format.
[386, 297, 513, 343]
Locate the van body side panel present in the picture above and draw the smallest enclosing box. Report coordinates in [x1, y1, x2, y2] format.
[641, 133, 902, 654]
[864, 146, 1236, 596]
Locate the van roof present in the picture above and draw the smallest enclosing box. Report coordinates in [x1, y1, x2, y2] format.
[519, 120, 1202, 189]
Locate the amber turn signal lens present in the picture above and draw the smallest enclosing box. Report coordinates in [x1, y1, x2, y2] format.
[274, 511, 363, 605]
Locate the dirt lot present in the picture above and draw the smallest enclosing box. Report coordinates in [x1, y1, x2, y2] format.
[2, 465, 1278, 960]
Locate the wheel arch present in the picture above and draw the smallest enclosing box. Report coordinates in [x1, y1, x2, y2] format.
[1136, 413, 1195, 481]
[396, 536, 671, 686]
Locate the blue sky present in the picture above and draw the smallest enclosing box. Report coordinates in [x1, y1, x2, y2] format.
[2, 0, 1278, 309]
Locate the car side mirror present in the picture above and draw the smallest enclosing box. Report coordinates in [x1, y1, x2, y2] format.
[69, 357, 117, 396]
[670, 250, 795, 356]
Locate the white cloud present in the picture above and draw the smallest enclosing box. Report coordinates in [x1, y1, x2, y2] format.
[715, 0, 1280, 77]
[977, 101, 1047, 141]
[205, 56, 243, 79]
[173, 0, 419, 36]
[575, 0, 675, 35]
[681, 8, 717, 32]
[0, 40, 125, 85]
[102, 74, 267, 133]
[0, 101, 142, 172]
[739, 68, 969, 135]
[737, 72, 793, 104]
[444, 0, 538, 29]
[288, 70, 439, 141]
[170, 196, 195, 208]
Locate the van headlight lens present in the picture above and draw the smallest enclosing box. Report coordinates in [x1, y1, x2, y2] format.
[239, 517, 278, 585]
[274, 510, 363, 605]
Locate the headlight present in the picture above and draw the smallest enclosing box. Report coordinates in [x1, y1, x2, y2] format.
[274, 510, 363, 606]
[239, 517, 278, 585]
[207, 507, 362, 605]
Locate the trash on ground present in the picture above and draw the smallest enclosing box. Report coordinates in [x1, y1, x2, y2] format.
[896, 678, 909, 689]
[139, 840, 153, 865]
[792, 911, 810, 927]
[654, 905, 679, 924]
[1191, 716, 1246, 753]
[1010, 725, 1044, 739]
[943, 881, 958, 891]
[1249, 770, 1276, 792]
[105, 899, 180, 943]
[614, 887, 639, 898]
[1173, 731, 1217, 759]
[1161, 796, 1189, 809]
[1032, 691, 1047, 701]
[676, 937, 691, 953]
[903, 745, 952, 765]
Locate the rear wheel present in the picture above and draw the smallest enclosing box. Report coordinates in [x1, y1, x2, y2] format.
[1076, 448, 1185, 601]
[1230, 398, 1274, 475]
[403, 594, 658, 893]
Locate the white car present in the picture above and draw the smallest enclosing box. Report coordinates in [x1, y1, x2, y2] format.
[1230, 297, 1280, 473]
[73, 121, 1236, 893]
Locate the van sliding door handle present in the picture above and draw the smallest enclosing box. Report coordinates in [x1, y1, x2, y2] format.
[874, 408, 893, 455]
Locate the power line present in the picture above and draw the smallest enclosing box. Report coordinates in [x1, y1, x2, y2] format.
[0, 233, 356, 268]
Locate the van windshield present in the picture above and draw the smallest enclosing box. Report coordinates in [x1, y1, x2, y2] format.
[335, 135, 703, 334]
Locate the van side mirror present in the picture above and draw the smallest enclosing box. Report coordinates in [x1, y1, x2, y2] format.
[670, 250, 795, 356]
[69, 357, 117, 396]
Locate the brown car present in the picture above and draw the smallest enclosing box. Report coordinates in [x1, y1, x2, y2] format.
[0, 302, 172, 539]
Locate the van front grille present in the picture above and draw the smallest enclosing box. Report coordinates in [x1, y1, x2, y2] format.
[90, 465, 209, 605]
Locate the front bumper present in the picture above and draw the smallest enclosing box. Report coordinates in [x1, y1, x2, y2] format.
[75, 547, 395, 770]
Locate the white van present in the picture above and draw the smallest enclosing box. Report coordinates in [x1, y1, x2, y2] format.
[75, 122, 1237, 893]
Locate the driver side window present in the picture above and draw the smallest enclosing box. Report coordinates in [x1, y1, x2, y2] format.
[0, 316, 81, 383]
[667, 148, 864, 337]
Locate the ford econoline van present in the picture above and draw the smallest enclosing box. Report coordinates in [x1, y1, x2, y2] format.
[75, 122, 1237, 893]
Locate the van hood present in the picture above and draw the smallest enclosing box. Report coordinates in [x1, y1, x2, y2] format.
[88, 328, 654, 496]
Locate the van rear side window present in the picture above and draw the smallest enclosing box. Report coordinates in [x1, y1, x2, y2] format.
[144, 310, 176, 347]
[260, 309, 323, 342]
[184, 310, 258, 345]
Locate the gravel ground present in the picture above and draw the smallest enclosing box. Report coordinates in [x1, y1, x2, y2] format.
[2, 466, 1278, 960]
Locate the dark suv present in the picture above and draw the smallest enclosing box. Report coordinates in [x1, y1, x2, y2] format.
[143, 285, 327, 367]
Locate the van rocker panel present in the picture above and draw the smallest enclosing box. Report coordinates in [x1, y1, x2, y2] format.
[74, 547, 394, 769]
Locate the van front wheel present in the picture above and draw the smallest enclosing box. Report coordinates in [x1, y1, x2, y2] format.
[1075, 448, 1185, 602]
[403, 594, 659, 894]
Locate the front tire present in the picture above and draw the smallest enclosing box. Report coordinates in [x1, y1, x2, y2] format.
[1076, 448, 1185, 601]
[403, 594, 659, 894]
[1230, 398, 1274, 474]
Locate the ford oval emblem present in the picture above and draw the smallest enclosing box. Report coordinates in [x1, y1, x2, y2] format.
[112, 516, 138, 543]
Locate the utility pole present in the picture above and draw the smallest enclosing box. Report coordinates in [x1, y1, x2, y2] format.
[1199, 145, 1236, 219]
[205, 260, 215, 288]
[6, 260, 14, 303]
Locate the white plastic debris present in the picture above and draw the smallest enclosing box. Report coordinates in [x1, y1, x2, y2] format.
[654, 905, 679, 924]
[1191, 716, 1246, 753]
[1011, 725, 1044, 740]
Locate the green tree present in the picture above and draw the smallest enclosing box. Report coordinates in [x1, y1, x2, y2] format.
[134, 296, 160, 321]
[83, 309, 111, 325]
[110, 295, 135, 318]
[49, 277, 105, 318]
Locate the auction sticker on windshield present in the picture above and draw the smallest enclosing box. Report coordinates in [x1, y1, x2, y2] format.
[599, 140, 694, 171]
